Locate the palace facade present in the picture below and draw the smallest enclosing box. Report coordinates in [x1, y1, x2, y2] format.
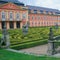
[0, 0, 28, 29]
[0, 0, 60, 29]
[27, 5, 60, 27]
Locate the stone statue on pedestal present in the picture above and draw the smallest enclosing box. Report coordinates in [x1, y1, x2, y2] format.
[0, 24, 10, 48]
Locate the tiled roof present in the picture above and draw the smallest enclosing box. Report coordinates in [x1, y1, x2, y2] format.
[27, 5, 60, 14]
[0, 0, 24, 6]
[0, 0, 20, 3]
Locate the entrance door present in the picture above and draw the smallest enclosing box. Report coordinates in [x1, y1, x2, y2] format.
[16, 21, 20, 28]
[9, 22, 14, 29]
[2, 21, 6, 29]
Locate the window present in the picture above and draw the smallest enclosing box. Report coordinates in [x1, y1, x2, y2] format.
[28, 9, 31, 13]
[44, 22, 45, 24]
[46, 11, 49, 14]
[16, 22, 20, 28]
[16, 13, 20, 20]
[32, 16, 34, 20]
[47, 22, 48, 25]
[9, 22, 14, 29]
[39, 22, 40, 24]
[10, 12, 13, 20]
[28, 16, 29, 19]
[40, 10, 43, 14]
[1, 11, 6, 21]
[44, 16, 47, 20]
[58, 17, 60, 20]
[2, 21, 6, 29]
[50, 12, 53, 15]
[34, 10, 37, 13]
[38, 16, 40, 20]
[22, 13, 26, 19]
[35, 22, 37, 24]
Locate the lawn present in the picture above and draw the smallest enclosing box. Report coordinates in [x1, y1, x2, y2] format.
[0, 49, 60, 60]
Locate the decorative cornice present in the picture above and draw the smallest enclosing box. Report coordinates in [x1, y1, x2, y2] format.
[0, 2, 28, 10]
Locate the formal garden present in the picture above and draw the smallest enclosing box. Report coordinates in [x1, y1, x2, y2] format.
[0, 27, 60, 60]
[0, 27, 60, 49]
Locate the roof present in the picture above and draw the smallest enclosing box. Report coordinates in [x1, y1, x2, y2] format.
[0, 0, 24, 6]
[26, 5, 60, 14]
[1, 0, 20, 3]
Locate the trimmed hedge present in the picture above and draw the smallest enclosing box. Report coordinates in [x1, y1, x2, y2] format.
[11, 40, 48, 50]
[0, 27, 60, 49]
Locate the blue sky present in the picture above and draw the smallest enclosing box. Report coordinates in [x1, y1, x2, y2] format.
[19, 0, 60, 10]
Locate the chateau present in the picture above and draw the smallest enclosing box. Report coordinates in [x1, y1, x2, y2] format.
[0, 0, 60, 29]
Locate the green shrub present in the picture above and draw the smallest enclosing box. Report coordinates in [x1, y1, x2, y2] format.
[11, 40, 48, 50]
[0, 27, 60, 49]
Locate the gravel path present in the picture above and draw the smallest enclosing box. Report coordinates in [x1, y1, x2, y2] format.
[7, 44, 60, 57]
[20, 44, 48, 55]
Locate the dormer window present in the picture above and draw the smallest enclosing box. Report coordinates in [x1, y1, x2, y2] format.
[50, 12, 53, 15]
[40, 10, 43, 14]
[1, 11, 6, 21]
[28, 9, 31, 13]
[46, 11, 49, 14]
[53, 12, 56, 15]
[34, 10, 37, 14]
[9, 12, 13, 20]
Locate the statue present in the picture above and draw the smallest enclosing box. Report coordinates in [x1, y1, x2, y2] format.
[0, 23, 10, 48]
[22, 23, 29, 35]
[48, 27, 56, 55]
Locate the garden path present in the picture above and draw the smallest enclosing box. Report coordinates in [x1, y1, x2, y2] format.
[20, 44, 48, 55]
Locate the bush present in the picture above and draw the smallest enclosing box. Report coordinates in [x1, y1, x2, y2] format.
[0, 27, 60, 49]
[11, 40, 48, 50]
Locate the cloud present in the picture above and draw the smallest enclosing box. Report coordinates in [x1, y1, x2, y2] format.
[19, 0, 60, 10]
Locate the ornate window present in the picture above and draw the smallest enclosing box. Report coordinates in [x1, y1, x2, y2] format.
[22, 13, 26, 19]
[1, 11, 6, 21]
[16, 13, 20, 20]
[9, 12, 13, 20]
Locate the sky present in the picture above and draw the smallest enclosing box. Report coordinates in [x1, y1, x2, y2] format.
[19, 0, 60, 10]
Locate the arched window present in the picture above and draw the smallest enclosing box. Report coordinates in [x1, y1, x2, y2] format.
[1, 11, 6, 21]
[9, 12, 13, 20]
[16, 13, 20, 20]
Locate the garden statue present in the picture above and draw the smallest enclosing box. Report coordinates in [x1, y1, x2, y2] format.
[48, 28, 56, 55]
[22, 22, 29, 35]
[0, 24, 10, 48]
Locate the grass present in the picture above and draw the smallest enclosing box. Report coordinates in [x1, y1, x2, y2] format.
[0, 49, 60, 60]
